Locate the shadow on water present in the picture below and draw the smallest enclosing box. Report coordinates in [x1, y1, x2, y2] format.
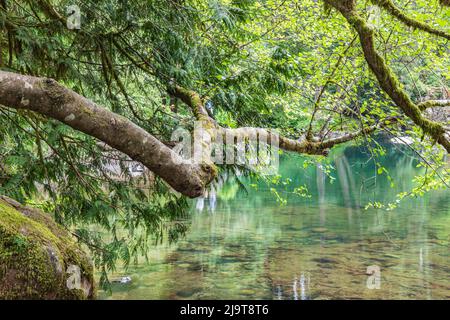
[100, 143, 450, 300]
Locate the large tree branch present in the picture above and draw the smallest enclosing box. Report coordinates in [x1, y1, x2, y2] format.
[172, 85, 391, 156]
[372, 0, 450, 41]
[0, 71, 215, 198]
[326, 0, 450, 153]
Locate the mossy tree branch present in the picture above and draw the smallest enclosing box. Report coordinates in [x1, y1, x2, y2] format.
[325, 0, 450, 153]
[418, 100, 450, 111]
[169, 85, 212, 123]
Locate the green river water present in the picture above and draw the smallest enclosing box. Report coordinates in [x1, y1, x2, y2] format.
[99, 144, 450, 300]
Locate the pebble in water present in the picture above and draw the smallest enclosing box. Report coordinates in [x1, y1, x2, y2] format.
[176, 287, 202, 298]
[240, 289, 256, 296]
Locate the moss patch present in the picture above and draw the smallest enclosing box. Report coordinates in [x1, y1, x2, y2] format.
[0, 196, 95, 299]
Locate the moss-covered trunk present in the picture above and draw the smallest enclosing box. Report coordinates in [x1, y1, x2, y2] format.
[0, 196, 95, 299]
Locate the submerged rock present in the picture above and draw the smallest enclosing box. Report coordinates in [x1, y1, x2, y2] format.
[0, 196, 95, 299]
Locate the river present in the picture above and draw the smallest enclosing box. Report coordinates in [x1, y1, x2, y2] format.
[99, 143, 450, 299]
